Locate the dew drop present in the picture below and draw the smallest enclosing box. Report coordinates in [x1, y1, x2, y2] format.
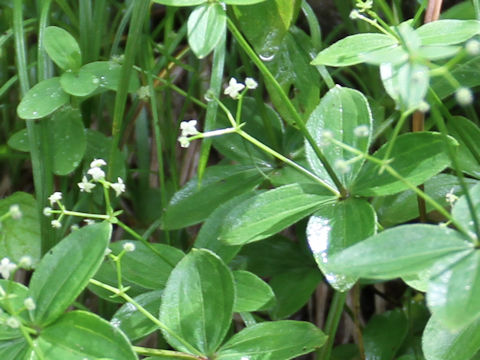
[259, 53, 275, 62]
[92, 77, 100, 84]
[32, 111, 38, 116]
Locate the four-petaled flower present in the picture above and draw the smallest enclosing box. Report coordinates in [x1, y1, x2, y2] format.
[9, 205, 22, 220]
[90, 158, 107, 168]
[78, 176, 96, 193]
[180, 120, 199, 137]
[245, 77, 258, 89]
[48, 192, 62, 206]
[51, 219, 62, 229]
[0, 258, 17, 279]
[88, 167, 105, 181]
[178, 136, 190, 148]
[224, 78, 245, 99]
[111, 177, 126, 197]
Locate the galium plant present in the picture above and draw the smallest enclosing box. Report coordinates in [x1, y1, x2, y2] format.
[2, 0, 480, 359]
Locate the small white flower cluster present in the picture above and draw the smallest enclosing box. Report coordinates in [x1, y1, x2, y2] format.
[0, 257, 17, 279]
[80, 159, 126, 197]
[455, 87, 474, 106]
[178, 120, 200, 148]
[224, 77, 257, 99]
[45, 191, 63, 228]
[9, 204, 22, 220]
[445, 188, 458, 205]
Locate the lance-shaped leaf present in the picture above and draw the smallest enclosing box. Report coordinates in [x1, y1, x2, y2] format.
[422, 314, 480, 360]
[327, 224, 473, 279]
[447, 116, 480, 179]
[305, 85, 373, 188]
[219, 184, 334, 245]
[44, 26, 82, 71]
[307, 198, 376, 292]
[0, 338, 29, 360]
[29, 222, 111, 326]
[233, 270, 275, 312]
[36, 311, 137, 360]
[188, 3, 226, 58]
[159, 249, 234, 356]
[416, 19, 480, 46]
[216, 320, 326, 360]
[351, 132, 455, 197]
[162, 165, 267, 230]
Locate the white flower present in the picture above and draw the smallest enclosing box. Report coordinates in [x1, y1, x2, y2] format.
[334, 159, 351, 174]
[224, 77, 245, 99]
[43, 207, 53, 217]
[48, 192, 62, 206]
[319, 130, 333, 147]
[9, 205, 22, 220]
[418, 101, 430, 113]
[51, 219, 62, 229]
[90, 158, 107, 168]
[137, 86, 150, 101]
[180, 120, 199, 137]
[87, 167, 105, 181]
[353, 125, 369, 137]
[466, 39, 480, 56]
[455, 87, 474, 106]
[123, 242, 136, 252]
[245, 77, 258, 89]
[111, 177, 126, 197]
[18, 256, 32, 268]
[104, 248, 112, 256]
[6, 317, 20, 329]
[24, 297, 36, 311]
[446, 188, 458, 205]
[178, 136, 190, 148]
[78, 176, 96, 193]
[0, 258, 17, 279]
[84, 219, 95, 225]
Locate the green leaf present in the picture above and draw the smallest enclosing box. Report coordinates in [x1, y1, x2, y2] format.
[427, 250, 480, 329]
[432, 56, 480, 100]
[81, 61, 139, 94]
[60, 68, 99, 96]
[311, 33, 397, 66]
[418, 45, 461, 61]
[452, 182, 480, 236]
[351, 132, 455, 197]
[0, 192, 40, 264]
[7, 129, 29, 152]
[306, 85, 373, 187]
[44, 26, 82, 71]
[195, 192, 255, 264]
[447, 116, 480, 179]
[17, 77, 69, 120]
[224, 0, 267, 4]
[48, 107, 86, 175]
[307, 198, 376, 292]
[109, 241, 184, 290]
[0, 338, 29, 360]
[233, 270, 275, 312]
[327, 224, 473, 279]
[0, 311, 22, 340]
[111, 290, 162, 341]
[162, 165, 266, 230]
[0, 280, 30, 323]
[37, 311, 137, 360]
[363, 309, 408, 360]
[217, 320, 326, 360]
[151, 0, 206, 6]
[269, 267, 322, 319]
[187, 3, 226, 59]
[416, 20, 480, 46]
[29, 222, 111, 326]
[219, 184, 334, 245]
[380, 61, 429, 111]
[159, 249, 234, 356]
[422, 315, 480, 360]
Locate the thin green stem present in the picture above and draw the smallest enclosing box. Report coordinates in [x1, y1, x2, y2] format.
[227, 18, 346, 197]
[19, 323, 45, 360]
[317, 291, 347, 360]
[133, 346, 205, 359]
[89, 279, 204, 357]
[382, 110, 412, 162]
[474, 0, 480, 20]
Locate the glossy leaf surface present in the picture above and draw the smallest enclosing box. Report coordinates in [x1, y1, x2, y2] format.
[44, 26, 82, 71]
[416, 20, 480, 46]
[29, 222, 111, 326]
[233, 270, 275, 312]
[327, 224, 472, 279]
[307, 198, 376, 292]
[162, 165, 266, 230]
[306, 85, 372, 188]
[452, 182, 480, 236]
[352, 132, 454, 196]
[60, 68, 98, 96]
[217, 320, 326, 360]
[219, 184, 334, 245]
[81, 61, 139, 94]
[159, 249, 234, 356]
[17, 77, 69, 120]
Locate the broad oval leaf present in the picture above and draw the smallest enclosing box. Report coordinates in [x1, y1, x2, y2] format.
[37, 310, 137, 360]
[48, 107, 86, 175]
[327, 224, 473, 279]
[422, 315, 480, 360]
[162, 165, 266, 230]
[233, 270, 275, 312]
[427, 250, 480, 329]
[81, 61, 139, 94]
[219, 184, 335, 245]
[188, 3, 226, 59]
[110, 241, 184, 290]
[0, 192, 40, 264]
[60, 68, 98, 96]
[311, 33, 397, 66]
[307, 198, 376, 292]
[351, 132, 455, 197]
[44, 26, 82, 71]
[159, 249, 234, 356]
[29, 222, 112, 326]
[416, 19, 480, 46]
[17, 77, 69, 120]
[111, 290, 163, 341]
[305, 85, 373, 188]
[7, 129, 29, 152]
[217, 320, 326, 360]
